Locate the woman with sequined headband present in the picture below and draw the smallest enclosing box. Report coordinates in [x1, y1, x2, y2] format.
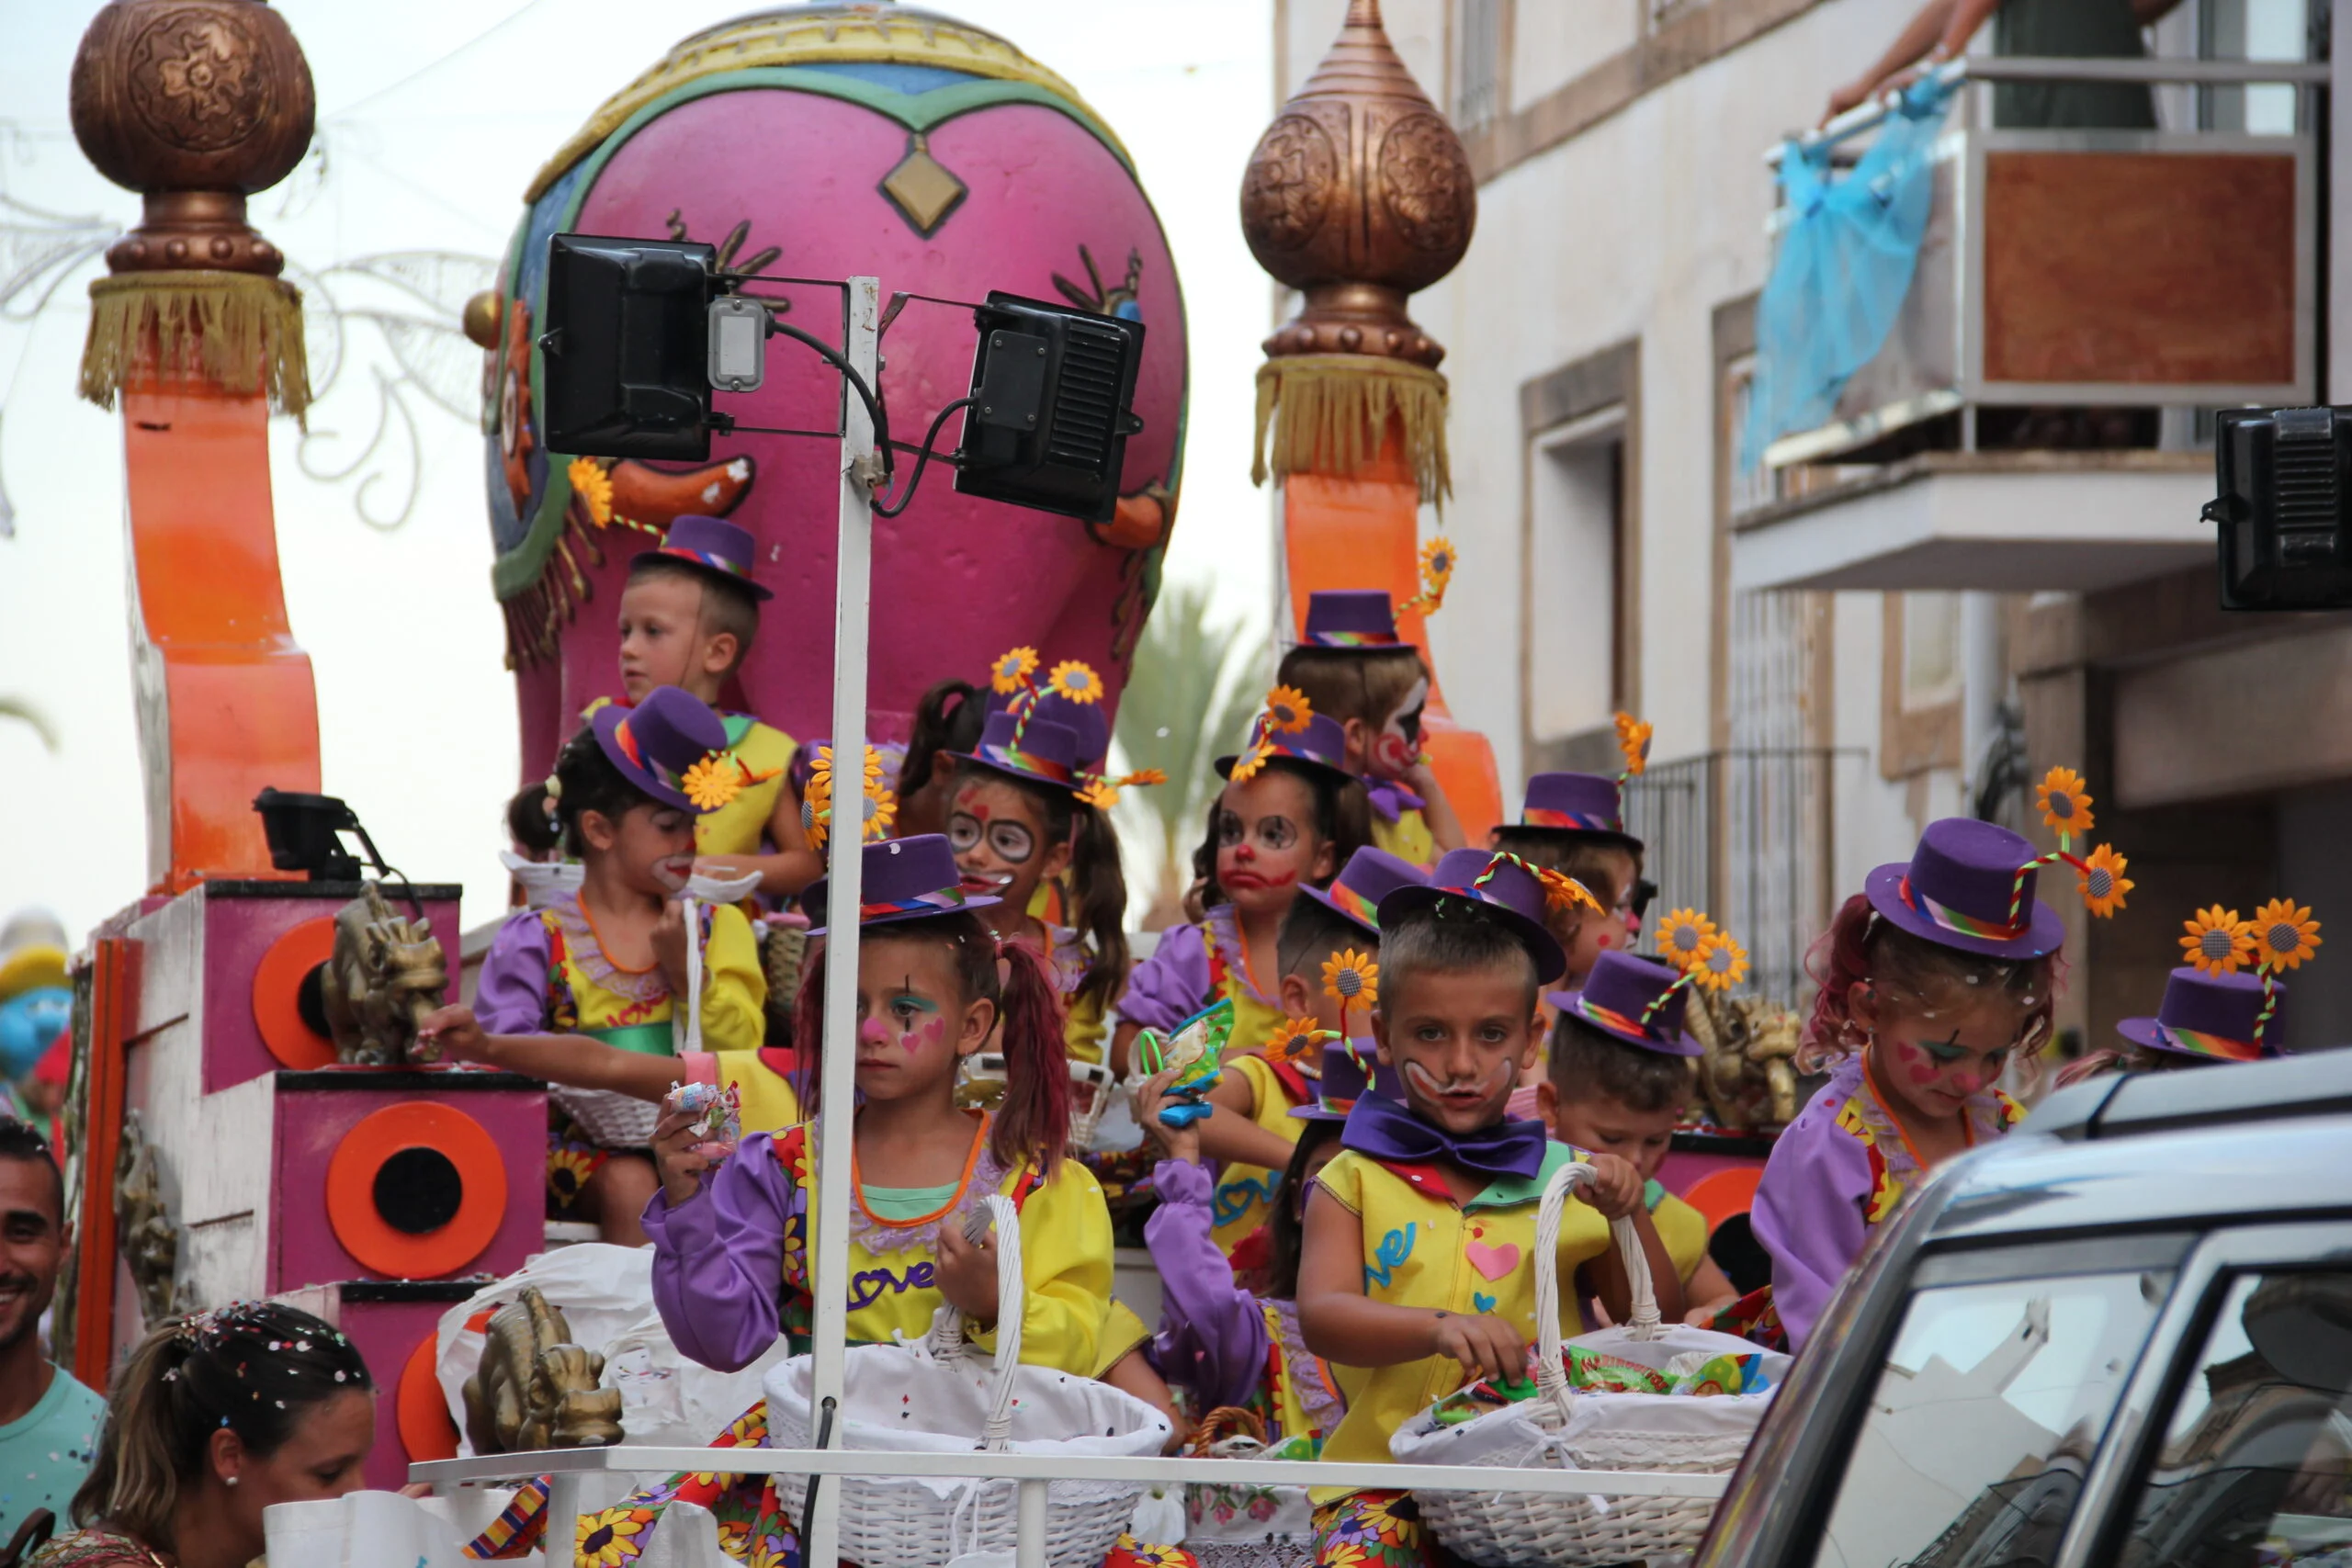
[1747, 805, 2129, 1353]
[35, 1303, 372, 1568]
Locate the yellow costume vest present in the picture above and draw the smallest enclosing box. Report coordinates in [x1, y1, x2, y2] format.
[539, 895, 765, 1055]
[1653, 1187, 1710, 1287]
[1370, 807, 1436, 869]
[1208, 1053, 1312, 1256]
[697, 714, 796, 859]
[1310, 1142, 1611, 1485]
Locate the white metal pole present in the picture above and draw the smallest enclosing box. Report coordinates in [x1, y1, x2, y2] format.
[805, 274, 880, 1568]
[1016, 1477, 1048, 1568]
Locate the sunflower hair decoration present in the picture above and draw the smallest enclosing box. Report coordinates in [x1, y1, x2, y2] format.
[989, 646, 1039, 695]
[1264, 1015, 1338, 1068]
[1644, 908, 1744, 1020]
[1653, 908, 1717, 968]
[1470, 852, 1600, 918]
[2180, 906, 2256, 976]
[2003, 766, 2132, 923]
[1613, 712, 1653, 782]
[1076, 767, 1167, 811]
[2245, 898, 2321, 1052]
[1322, 948, 1380, 1037]
[1398, 536, 1457, 617]
[802, 744, 896, 852]
[680, 752, 749, 812]
[1263, 685, 1313, 735]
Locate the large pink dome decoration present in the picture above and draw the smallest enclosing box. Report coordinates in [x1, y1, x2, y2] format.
[481, 6, 1188, 771]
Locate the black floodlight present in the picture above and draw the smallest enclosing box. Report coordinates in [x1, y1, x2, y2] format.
[540, 234, 718, 460]
[955, 292, 1147, 525]
[2206, 405, 2352, 611]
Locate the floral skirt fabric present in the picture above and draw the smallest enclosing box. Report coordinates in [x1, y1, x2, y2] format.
[545, 1109, 614, 1218]
[1310, 1490, 1437, 1568]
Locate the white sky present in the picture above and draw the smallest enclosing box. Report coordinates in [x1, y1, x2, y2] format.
[0, 0, 1277, 942]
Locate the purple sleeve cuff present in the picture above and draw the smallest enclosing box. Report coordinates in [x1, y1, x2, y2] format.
[1145, 1157, 1268, 1411]
[646, 1132, 794, 1371]
[1120, 925, 1212, 1033]
[1751, 1095, 1871, 1355]
[473, 914, 553, 1035]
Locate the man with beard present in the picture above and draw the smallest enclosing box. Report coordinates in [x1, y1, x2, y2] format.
[0, 1118, 102, 1544]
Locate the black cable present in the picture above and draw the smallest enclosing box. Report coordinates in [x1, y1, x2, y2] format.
[795, 1393, 838, 1565]
[873, 398, 976, 518]
[763, 319, 894, 477]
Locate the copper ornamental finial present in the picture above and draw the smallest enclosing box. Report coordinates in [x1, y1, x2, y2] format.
[1240, 0, 1475, 369]
[69, 0, 315, 415]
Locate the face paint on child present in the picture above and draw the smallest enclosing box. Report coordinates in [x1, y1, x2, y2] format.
[1215, 771, 1329, 914]
[1365, 676, 1430, 783]
[1867, 990, 2033, 1122]
[946, 776, 1055, 905]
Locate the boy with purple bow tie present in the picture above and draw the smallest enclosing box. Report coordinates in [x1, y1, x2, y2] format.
[1296, 851, 1681, 1568]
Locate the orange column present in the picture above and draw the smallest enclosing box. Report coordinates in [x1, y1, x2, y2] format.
[120, 378, 320, 889]
[1282, 434, 1505, 840]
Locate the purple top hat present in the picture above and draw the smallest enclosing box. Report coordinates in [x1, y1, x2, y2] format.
[1864, 817, 2066, 961]
[988, 688, 1110, 774]
[2118, 967, 2284, 1062]
[1519, 773, 1643, 851]
[1301, 589, 1413, 650]
[632, 513, 774, 602]
[1546, 951, 1701, 1057]
[802, 834, 1001, 937]
[1293, 1040, 1404, 1122]
[1215, 711, 1353, 784]
[1300, 847, 1430, 936]
[590, 685, 734, 814]
[949, 709, 1085, 794]
[1379, 849, 1569, 984]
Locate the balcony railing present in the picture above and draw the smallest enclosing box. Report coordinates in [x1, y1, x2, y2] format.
[1624, 749, 1852, 1008]
[1756, 54, 2324, 473]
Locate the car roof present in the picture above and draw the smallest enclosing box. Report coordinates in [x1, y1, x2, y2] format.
[1917, 1050, 2352, 1247]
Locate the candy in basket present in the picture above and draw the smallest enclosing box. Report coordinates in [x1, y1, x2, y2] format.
[1390, 1161, 1789, 1568]
[760, 1195, 1171, 1568]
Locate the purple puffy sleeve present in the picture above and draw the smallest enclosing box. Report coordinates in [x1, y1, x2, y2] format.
[643, 1131, 795, 1371]
[1145, 1158, 1268, 1411]
[472, 913, 553, 1035]
[1750, 1066, 1872, 1355]
[1119, 923, 1212, 1033]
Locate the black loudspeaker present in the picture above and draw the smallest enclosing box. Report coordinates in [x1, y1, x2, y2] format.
[955, 291, 1146, 525]
[540, 234, 718, 460]
[2205, 405, 2352, 611]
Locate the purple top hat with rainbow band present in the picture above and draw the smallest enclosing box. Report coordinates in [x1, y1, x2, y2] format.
[1864, 818, 2067, 961]
[1216, 710, 1353, 784]
[1301, 589, 1411, 649]
[989, 688, 1110, 774]
[2119, 967, 2287, 1062]
[1546, 951, 1702, 1057]
[950, 709, 1084, 795]
[632, 513, 773, 602]
[802, 834, 1000, 937]
[590, 685, 735, 814]
[1293, 1040, 1404, 1122]
[1300, 847, 1430, 936]
[1379, 848, 1571, 984]
[1519, 772, 1644, 852]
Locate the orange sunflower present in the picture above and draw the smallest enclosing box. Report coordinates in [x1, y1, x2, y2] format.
[2251, 898, 2322, 972]
[1655, 908, 1716, 968]
[2075, 843, 2132, 918]
[1264, 1016, 1334, 1066]
[680, 753, 745, 812]
[2179, 906, 2255, 975]
[568, 457, 615, 526]
[1076, 777, 1120, 810]
[1614, 712, 1654, 777]
[1693, 933, 1750, 993]
[990, 646, 1038, 694]
[1046, 660, 1104, 705]
[2036, 766, 2095, 838]
[1322, 949, 1380, 1010]
[1420, 536, 1457, 593]
[1263, 684, 1314, 734]
[1227, 739, 1276, 784]
[1537, 867, 1603, 915]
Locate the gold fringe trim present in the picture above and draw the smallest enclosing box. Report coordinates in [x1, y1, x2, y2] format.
[1251, 355, 1450, 506]
[80, 271, 311, 422]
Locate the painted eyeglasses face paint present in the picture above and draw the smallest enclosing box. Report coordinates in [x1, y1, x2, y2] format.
[948, 813, 1037, 865]
[1216, 810, 1299, 852]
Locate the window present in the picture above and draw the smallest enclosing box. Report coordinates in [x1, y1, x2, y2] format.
[1901, 592, 1963, 711]
[1809, 1269, 2173, 1568]
[1453, 0, 1507, 132]
[1527, 412, 1624, 744]
[2113, 1270, 2352, 1567]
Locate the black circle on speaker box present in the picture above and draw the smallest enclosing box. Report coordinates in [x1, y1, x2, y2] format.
[374, 1145, 464, 1235]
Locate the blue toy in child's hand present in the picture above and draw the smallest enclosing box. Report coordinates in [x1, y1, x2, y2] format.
[1135, 998, 1234, 1129]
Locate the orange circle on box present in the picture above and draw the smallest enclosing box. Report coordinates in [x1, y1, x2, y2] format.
[325, 1101, 507, 1278]
[397, 1332, 460, 1462]
[1684, 1167, 1765, 1234]
[254, 917, 337, 1069]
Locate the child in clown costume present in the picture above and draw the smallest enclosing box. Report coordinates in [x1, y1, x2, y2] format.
[424, 686, 766, 1245]
[1751, 806, 2129, 1354]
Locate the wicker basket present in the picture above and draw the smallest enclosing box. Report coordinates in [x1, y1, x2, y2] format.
[1391, 1163, 1781, 1568]
[549, 1085, 662, 1148]
[762, 1194, 1171, 1568]
[1182, 1414, 1316, 1568]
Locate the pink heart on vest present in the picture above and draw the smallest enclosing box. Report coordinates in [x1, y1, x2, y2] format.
[1465, 1239, 1521, 1281]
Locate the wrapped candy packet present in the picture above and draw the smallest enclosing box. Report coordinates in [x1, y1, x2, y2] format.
[666, 1080, 741, 1159]
[1431, 1371, 1540, 1426]
[1563, 1346, 1672, 1395]
[1663, 1350, 1771, 1397]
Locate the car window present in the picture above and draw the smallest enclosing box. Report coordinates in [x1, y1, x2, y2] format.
[1811, 1269, 2173, 1568]
[2115, 1271, 2352, 1568]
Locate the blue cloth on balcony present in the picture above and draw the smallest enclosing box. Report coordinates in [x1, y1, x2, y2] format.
[1742, 74, 1958, 473]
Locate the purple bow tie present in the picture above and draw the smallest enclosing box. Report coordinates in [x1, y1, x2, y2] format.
[1340, 1090, 1547, 1180]
[1363, 776, 1426, 825]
